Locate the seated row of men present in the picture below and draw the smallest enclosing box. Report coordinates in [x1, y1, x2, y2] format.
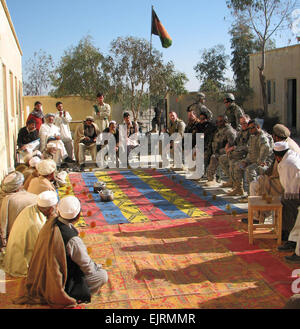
[0, 163, 108, 306]
[18, 99, 140, 171]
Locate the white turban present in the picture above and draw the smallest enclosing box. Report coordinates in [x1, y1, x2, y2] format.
[29, 156, 41, 168]
[58, 196, 81, 220]
[54, 171, 68, 187]
[32, 150, 42, 158]
[1, 171, 24, 193]
[274, 141, 289, 152]
[37, 159, 56, 176]
[47, 142, 57, 149]
[37, 191, 58, 207]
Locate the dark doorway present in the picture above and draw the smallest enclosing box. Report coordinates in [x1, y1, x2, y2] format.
[287, 79, 297, 129]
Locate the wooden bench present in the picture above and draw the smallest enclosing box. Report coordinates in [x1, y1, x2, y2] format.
[248, 196, 282, 245]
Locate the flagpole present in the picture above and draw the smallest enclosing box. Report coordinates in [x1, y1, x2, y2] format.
[148, 5, 153, 132]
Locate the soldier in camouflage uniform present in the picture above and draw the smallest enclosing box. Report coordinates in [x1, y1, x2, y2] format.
[190, 92, 213, 122]
[198, 112, 217, 170]
[224, 93, 244, 131]
[219, 115, 251, 188]
[205, 115, 236, 186]
[184, 109, 202, 149]
[165, 112, 186, 165]
[167, 112, 186, 137]
[228, 119, 274, 196]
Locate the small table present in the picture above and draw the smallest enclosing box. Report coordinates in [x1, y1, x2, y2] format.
[248, 196, 282, 245]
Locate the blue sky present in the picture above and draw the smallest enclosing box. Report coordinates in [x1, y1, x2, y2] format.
[6, 0, 300, 92]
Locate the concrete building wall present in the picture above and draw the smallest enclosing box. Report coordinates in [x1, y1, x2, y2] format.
[0, 0, 23, 180]
[167, 92, 226, 123]
[23, 95, 125, 134]
[249, 44, 300, 133]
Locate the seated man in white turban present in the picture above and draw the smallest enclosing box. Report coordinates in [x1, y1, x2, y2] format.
[0, 171, 37, 249]
[23, 156, 41, 190]
[39, 113, 74, 167]
[14, 196, 108, 307]
[27, 159, 57, 195]
[4, 191, 58, 277]
[0, 171, 25, 210]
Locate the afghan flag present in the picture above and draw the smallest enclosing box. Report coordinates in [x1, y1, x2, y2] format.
[151, 8, 172, 48]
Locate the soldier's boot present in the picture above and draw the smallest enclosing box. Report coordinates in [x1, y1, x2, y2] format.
[204, 179, 219, 187]
[220, 180, 233, 188]
[226, 182, 244, 196]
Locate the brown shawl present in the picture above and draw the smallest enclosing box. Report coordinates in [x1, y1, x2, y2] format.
[73, 121, 100, 161]
[13, 217, 76, 308]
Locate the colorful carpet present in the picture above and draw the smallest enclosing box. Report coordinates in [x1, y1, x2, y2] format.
[0, 214, 298, 309]
[57, 169, 246, 227]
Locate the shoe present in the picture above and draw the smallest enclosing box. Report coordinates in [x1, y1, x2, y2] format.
[60, 162, 68, 168]
[285, 253, 300, 264]
[221, 181, 233, 188]
[239, 196, 248, 203]
[64, 157, 76, 163]
[241, 217, 259, 224]
[204, 180, 218, 187]
[226, 187, 244, 196]
[79, 164, 85, 171]
[278, 241, 297, 252]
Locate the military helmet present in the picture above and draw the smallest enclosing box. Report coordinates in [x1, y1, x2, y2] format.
[197, 92, 206, 99]
[225, 93, 235, 102]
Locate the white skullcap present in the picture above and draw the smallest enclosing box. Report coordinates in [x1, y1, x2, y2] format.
[37, 159, 56, 176]
[23, 153, 33, 164]
[37, 191, 58, 207]
[274, 141, 289, 152]
[58, 196, 81, 220]
[109, 120, 116, 125]
[29, 156, 41, 168]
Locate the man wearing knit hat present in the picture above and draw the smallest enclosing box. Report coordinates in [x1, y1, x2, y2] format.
[14, 196, 108, 307]
[3, 191, 58, 277]
[0, 172, 37, 250]
[27, 159, 57, 195]
[56, 196, 108, 298]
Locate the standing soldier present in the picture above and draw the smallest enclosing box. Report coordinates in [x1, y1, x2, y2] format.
[228, 119, 273, 196]
[224, 93, 244, 131]
[189, 92, 213, 122]
[198, 112, 217, 171]
[219, 115, 251, 188]
[205, 115, 236, 186]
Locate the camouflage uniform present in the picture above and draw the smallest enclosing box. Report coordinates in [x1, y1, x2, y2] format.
[225, 103, 244, 131]
[167, 118, 186, 162]
[232, 130, 274, 191]
[192, 103, 213, 122]
[184, 118, 202, 149]
[198, 121, 217, 169]
[219, 128, 250, 183]
[168, 118, 186, 137]
[206, 124, 236, 181]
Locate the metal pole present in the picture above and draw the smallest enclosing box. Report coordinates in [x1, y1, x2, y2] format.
[148, 5, 153, 132]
